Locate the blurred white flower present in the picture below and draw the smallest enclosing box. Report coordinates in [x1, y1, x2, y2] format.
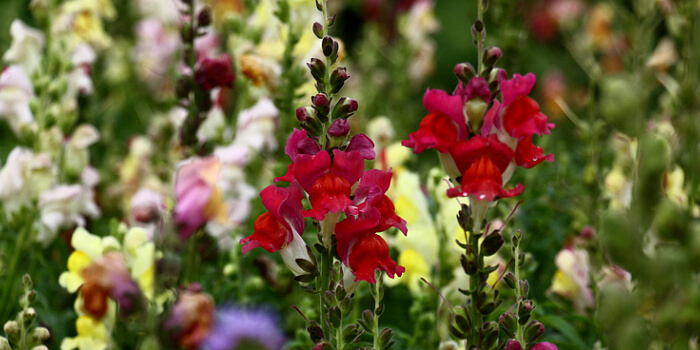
[63, 124, 100, 177]
[0, 65, 35, 134]
[233, 97, 279, 152]
[133, 19, 180, 89]
[37, 182, 101, 244]
[66, 43, 97, 97]
[3, 19, 45, 74]
[197, 106, 226, 143]
[550, 248, 594, 312]
[0, 147, 53, 216]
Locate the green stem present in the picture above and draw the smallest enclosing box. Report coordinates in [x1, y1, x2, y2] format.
[0, 219, 31, 321]
[373, 278, 381, 350]
[476, 0, 485, 75]
[468, 228, 483, 349]
[320, 248, 332, 341]
[514, 246, 524, 345]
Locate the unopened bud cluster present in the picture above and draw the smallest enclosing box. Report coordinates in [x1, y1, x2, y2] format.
[297, 7, 355, 141]
[1, 275, 50, 350]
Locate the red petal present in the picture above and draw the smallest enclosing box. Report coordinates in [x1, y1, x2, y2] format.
[447, 155, 523, 201]
[284, 129, 321, 162]
[346, 133, 375, 160]
[335, 210, 382, 262]
[302, 172, 352, 221]
[261, 182, 305, 235]
[402, 111, 459, 154]
[501, 96, 553, 138]
[373, 195, 407, 235]
[294, 151, 332, 193]
[347, 233, 405, 283]
[332, 149, 365, 186]
[450, 135, 513, 175]
[274, 163, 295, 183]
[515, 135, 554, 168]
[423, 88, 467, 138]
[501, 73, 536, 106]
[240, 212, 291, 254]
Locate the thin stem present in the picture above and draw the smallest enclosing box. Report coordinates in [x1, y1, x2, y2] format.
[373, 278, 381, 350]
[476, 0, 485, 75]
[0, 218, 32, 320]
[320, 248, 333, 340]
[468, 224, 483, 348]
[514, 245, 524, 345]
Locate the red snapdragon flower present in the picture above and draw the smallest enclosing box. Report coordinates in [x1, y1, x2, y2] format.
[336, 209, 405, 283]
[239, 182, 304, 254]
[263, 129, 406, 283]
[403, 72, 554, 204]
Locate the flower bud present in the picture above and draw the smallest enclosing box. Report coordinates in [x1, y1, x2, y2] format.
[499, 312, 518, 337]
[504, 340, 524, 350]
[481, 321, 499, 350]
[518, 300, 535, 325]
[180, 22, 194, 42]
[31, 346, 49, 350]
[503, 272, 516, 289]
[454, 62, 477, 84]
[488, 68, 508, 93]
[359, 310, 375, 333]
[471, 20, 485, 42]
[322, 36, 334, 57]
[22, 274, 33, 289]
[23, 307, 37, 326]
[296, 106, 314, 123]
[328, 119, 350, 138]
[523, 320, 545, 344]
[327, 15, 336, 27]
[461, 247, 478, 275]
[483, 46, 502, 66]
[312, 22, 324, 39]
[0, 337, 9, 350]
[330, 67, 349, 94]
[308, 320, 324, 343]
[451, 305, 472, 336]
[481, 231, 504, 256]
[30, 327, 51, 343]
[3, 321, 19, 344]
[197, 7, 212, 27]
[331, 97, 358, 120]
[519, 280, 530, 298]
[307, 58, 326, 83]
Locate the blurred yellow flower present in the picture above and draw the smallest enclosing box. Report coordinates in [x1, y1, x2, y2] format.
[58, 228, 121, 293]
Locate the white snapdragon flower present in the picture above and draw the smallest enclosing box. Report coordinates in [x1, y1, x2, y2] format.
[37, 170, 101, 244]
[0, 65, 35, 134]
[0, 147, 53, 216]
[3, 20, 46, 74]
[233, 97, 279, 152]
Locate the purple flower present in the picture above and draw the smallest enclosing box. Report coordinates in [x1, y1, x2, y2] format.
[202, 307, 286, 350]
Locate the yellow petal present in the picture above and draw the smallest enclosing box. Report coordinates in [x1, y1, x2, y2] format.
[71, 228, 103, 260]
[76, 315, 108, 340]
[59, 272, 85, 293]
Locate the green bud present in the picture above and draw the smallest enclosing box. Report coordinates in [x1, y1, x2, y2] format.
[518, 300, 535, 325]
[3, 321, 19, 344]
[481, 231, 504, 256]
[481, 321, 500, 350]
[378, 328, 395, 350]
[327, 306, 341, 329]
[0, 337, 9, 350]
[499, 312, 517, 337]
[30, 327, 50, 345]
[307, 321, 324, 343]
[503, 272, 516, 289]
[359, 310, 375, 333]
[451, 305, 472, 334]
[523, 320, 545, 344]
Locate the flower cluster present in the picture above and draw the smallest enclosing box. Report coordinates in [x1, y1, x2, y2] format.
[241, 127, 407, 283]
[403, 69, 554, 224]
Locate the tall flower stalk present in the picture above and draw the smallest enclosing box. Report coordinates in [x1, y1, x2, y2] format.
[402, 0, 555, 348]
[240, 0, 408, 348]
